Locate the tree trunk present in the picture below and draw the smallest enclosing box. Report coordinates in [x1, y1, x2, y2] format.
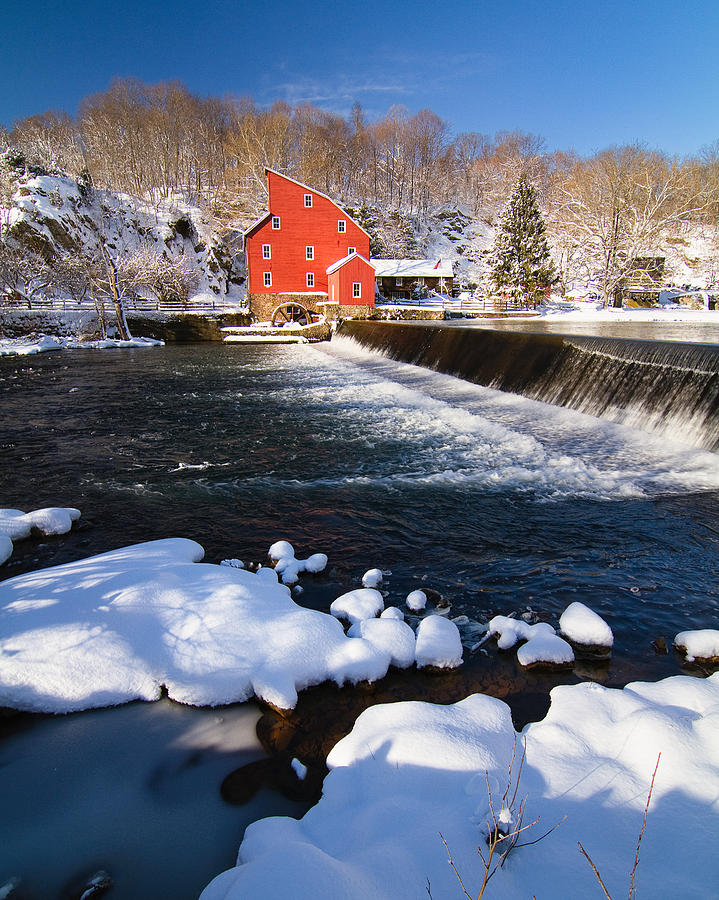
[99, 241, 131, 340]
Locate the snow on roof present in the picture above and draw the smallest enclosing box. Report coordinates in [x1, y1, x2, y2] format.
[326, 252, 374, 275]
[241, 212, 271, 240]
[371, 258, 453, 278]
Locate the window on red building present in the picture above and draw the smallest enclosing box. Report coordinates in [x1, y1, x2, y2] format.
[262, 244, 271, 259]
[263, 272, 272, 287]
[338, 220, 346, 232]
[353, 282, 361, 299]
[272, 216, 280, 229]
[306, 272, 315, 288]
[306, 246, 314, 260]
[304, 194, 313, 207]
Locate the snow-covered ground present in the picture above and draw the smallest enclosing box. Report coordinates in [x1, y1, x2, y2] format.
[0, 334, 163, 356]
[201, 675, 719, 900]
[532, 297, 719, 323]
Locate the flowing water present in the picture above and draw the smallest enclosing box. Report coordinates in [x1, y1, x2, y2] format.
[2, 338, 719, 898]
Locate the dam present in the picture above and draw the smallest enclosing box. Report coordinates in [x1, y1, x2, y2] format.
[337, 320, 719, 451]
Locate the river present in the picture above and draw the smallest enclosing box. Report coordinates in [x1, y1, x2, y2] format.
[2, 337, 719, 898]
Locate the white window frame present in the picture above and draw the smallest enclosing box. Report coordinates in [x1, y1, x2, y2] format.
[263, 271, 272, 287]
[352, 282, 361, 299]
[338, 219, 346, 233]
[304, 193, 313, 207]
[271, 216, 281, 229]
[306, 245, 314, 260]
[306, 272, 315, 288]
[347, 246, 356, 255]
[396, 276, 403, 286]
[262, 244, 271, 259]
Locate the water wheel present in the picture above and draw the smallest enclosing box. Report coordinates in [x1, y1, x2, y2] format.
[271, 302, 312, 327]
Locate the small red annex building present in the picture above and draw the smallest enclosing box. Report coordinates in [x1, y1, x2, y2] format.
[327, 253, 376, 306]
[243, 169, 372, 310]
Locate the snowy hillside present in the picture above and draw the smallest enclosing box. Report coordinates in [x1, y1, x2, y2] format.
[2, 170, 245, 302]
[356, 203, 719, 298]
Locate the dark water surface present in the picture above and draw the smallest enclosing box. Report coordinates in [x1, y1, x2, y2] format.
[2, 340, 719, 897]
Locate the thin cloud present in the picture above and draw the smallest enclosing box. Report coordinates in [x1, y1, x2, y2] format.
[259, 70, 418, 110]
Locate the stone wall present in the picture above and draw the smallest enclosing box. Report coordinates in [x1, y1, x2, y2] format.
[127, 312, 252, 342]
[248, 293, 329, 323]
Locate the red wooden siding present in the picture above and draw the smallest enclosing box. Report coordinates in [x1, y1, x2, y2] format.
[327, 254, 376, 307]
[245, 171, 370, 296]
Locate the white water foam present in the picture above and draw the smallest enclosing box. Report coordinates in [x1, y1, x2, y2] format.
[296, 337, 719, 499]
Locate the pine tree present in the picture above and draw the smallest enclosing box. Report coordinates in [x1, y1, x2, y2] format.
[490, 176, 556, 308]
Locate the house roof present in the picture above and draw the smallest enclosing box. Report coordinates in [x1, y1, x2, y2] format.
[241, 212, 272, 242]
[371, 258, 453, 278]
[326, 252, 375, 275]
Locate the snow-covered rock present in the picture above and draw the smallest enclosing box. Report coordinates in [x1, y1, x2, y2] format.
[0, 536, 12, 566]
[0, 506, 81, 540]
[414, 615, 463, 669]
[361, 568, 383, 588]
[268, 541, 328, 585]
[674, 629, 719, 662]
[0, 507, 81, 564]
[330, 588, 384, 626]
[380, 606, 405, 621]
[4, 172, 242, 303]
[347, 617, 416, 669]
[516, 632, 575, 668]
[405, 589, 427, 612]
[559, 601, 613, 649]
[0, 538, 394, 713]
[488, 615, 555, 649]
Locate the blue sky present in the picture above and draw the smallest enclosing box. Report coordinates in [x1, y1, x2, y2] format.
[1, 0, 718, 158]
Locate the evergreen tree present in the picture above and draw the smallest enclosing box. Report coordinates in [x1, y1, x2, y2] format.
[490, 176, 556, 308]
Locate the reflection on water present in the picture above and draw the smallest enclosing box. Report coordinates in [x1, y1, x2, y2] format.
[2, 341, 719, 897]
[0, 700, 308, 899]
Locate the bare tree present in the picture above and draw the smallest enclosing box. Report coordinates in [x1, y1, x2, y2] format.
[551, 146, 712, 306]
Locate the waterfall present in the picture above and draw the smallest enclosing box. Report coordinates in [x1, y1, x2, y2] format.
[337, 321, 719, 451]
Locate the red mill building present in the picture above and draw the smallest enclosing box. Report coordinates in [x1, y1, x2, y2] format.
[243, 169, 375, 322]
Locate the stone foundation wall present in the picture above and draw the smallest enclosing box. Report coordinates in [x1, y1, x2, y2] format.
[249, 293, 329, 322]
[127, 312, 252, 342]
[321, 303, 375, 321]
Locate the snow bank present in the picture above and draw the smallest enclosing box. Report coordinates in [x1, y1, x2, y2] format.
[559, 601, 614, 648]
[674, 629, 719, 661]
[200, 673, 719, 900]
[414, 614, 463, 669]
[0, 336, 163, 356]
[0, 539, 394, 713]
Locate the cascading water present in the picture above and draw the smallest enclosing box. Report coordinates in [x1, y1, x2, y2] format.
[338, 321, 719, 451]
